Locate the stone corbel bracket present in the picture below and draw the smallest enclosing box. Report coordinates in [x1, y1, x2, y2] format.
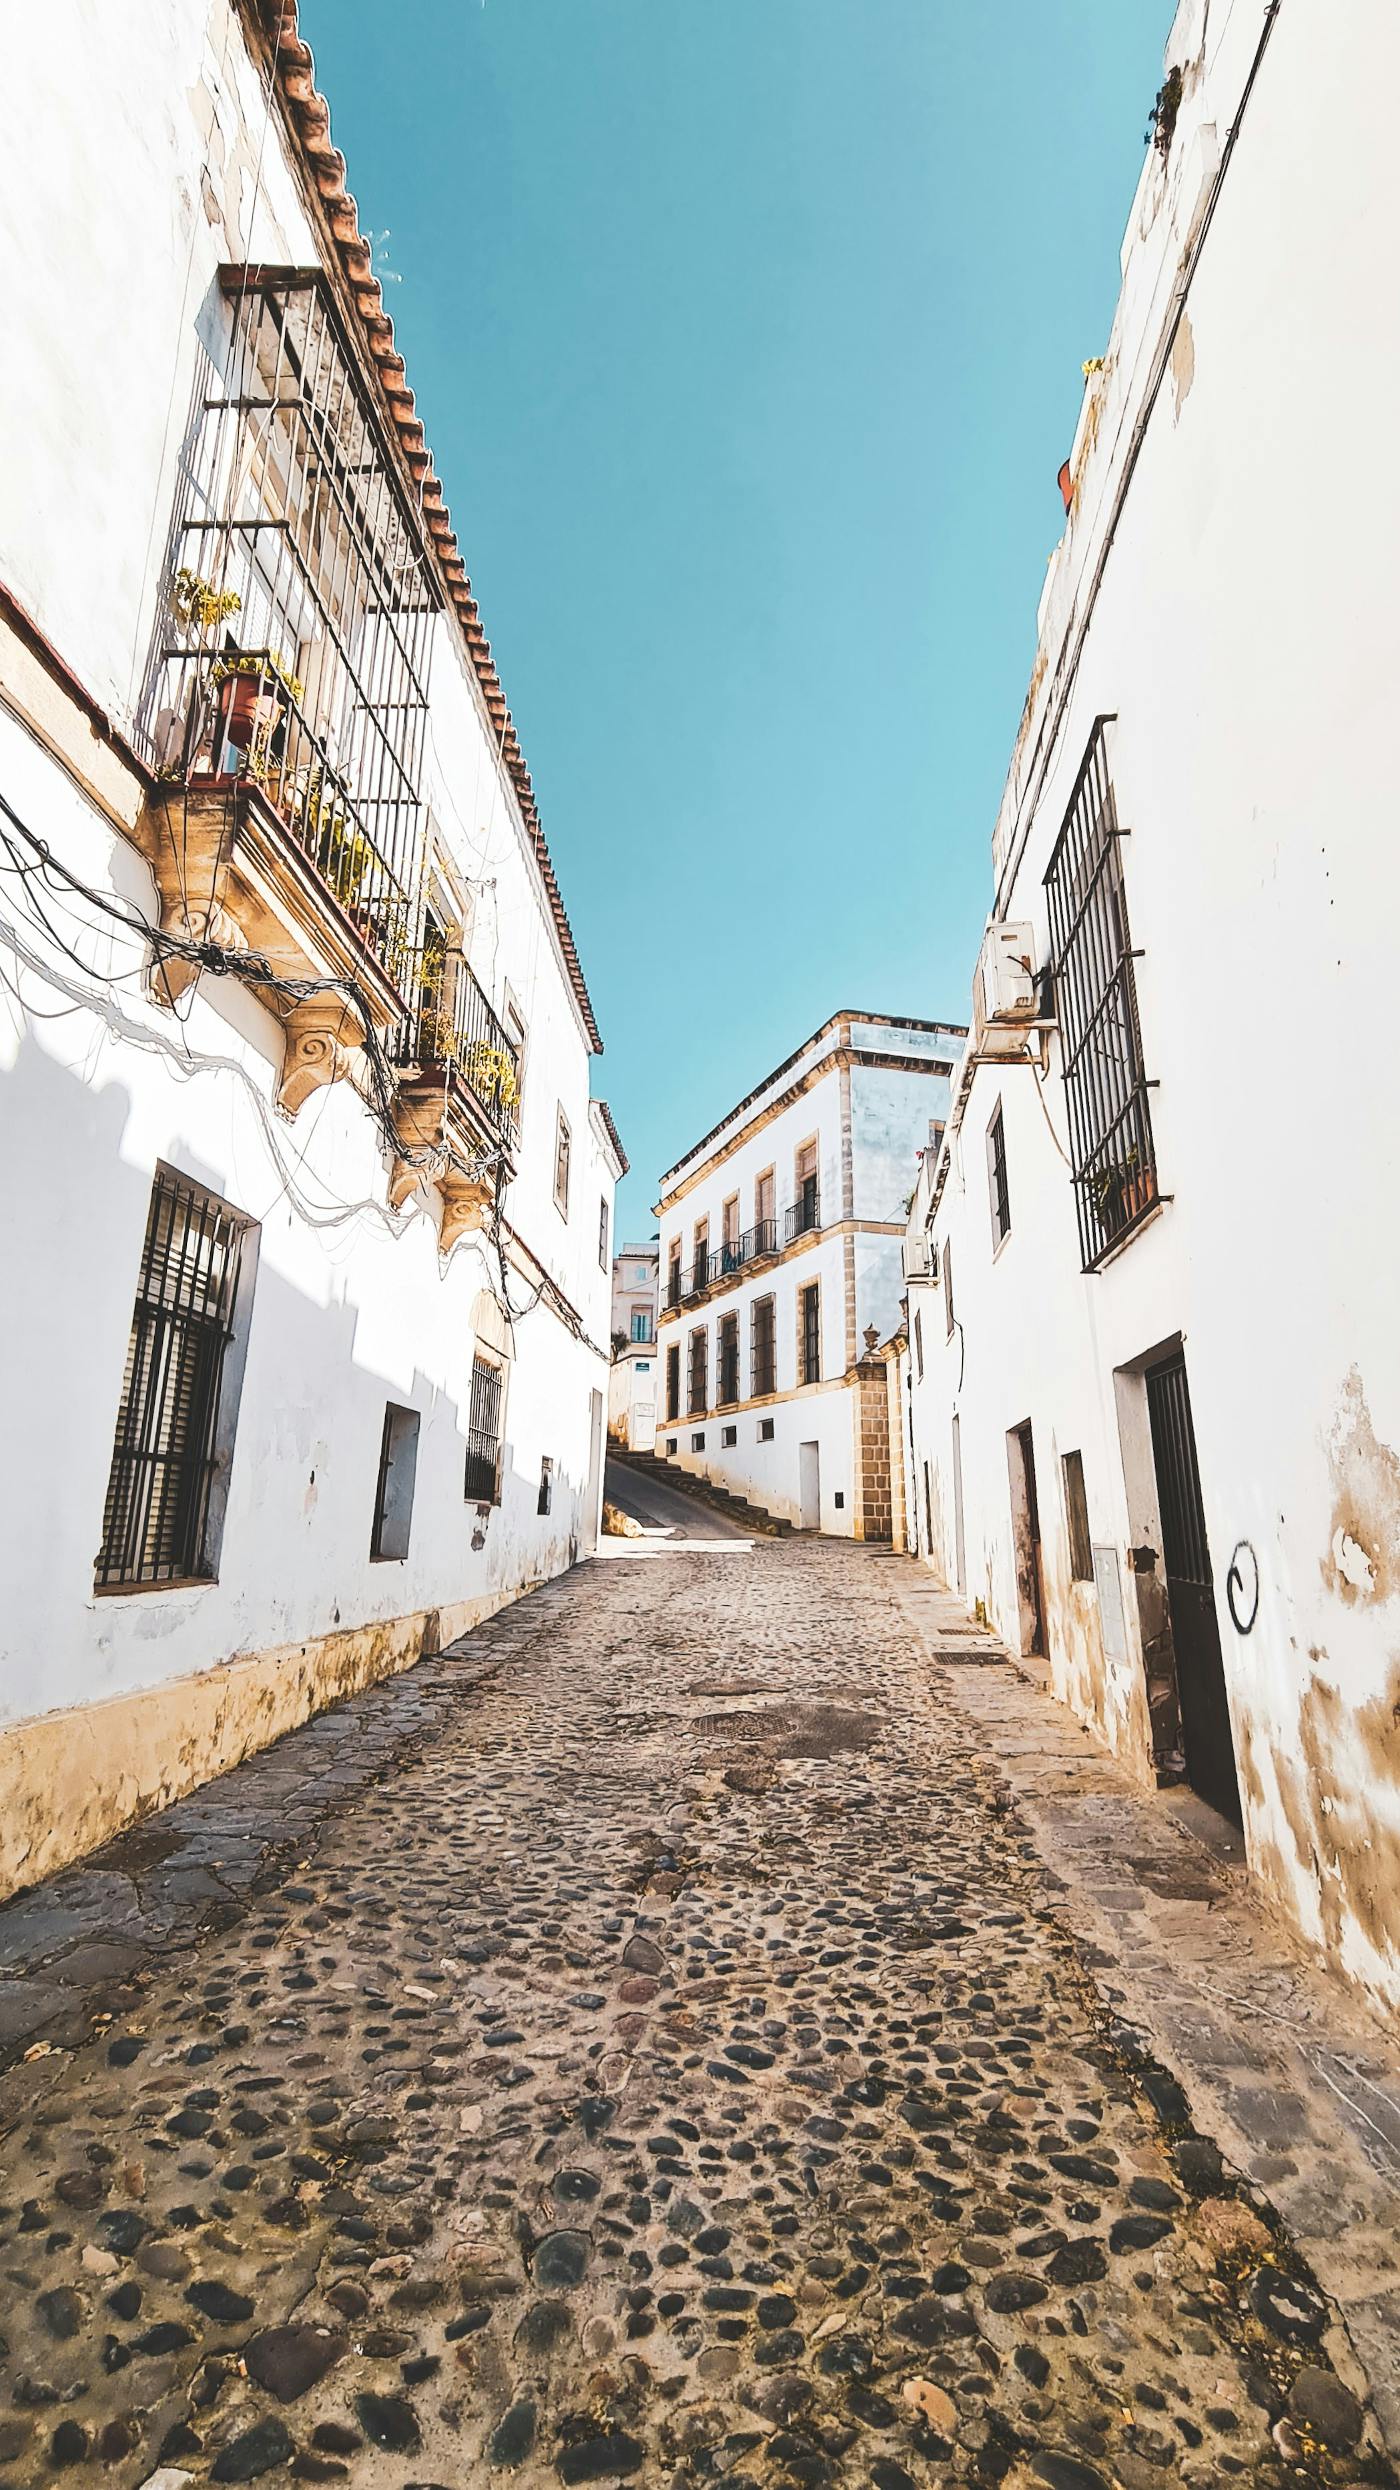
[277, 991, 367, 1117]
[133, 781, 405, 1116]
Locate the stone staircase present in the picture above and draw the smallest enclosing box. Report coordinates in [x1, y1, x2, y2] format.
[609, 1445, 795, 1538]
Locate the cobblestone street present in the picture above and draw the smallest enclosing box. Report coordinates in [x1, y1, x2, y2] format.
[0, 1533, 1396, 2490]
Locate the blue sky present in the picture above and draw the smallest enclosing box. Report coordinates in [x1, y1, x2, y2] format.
[300, 0, 1169, 1239]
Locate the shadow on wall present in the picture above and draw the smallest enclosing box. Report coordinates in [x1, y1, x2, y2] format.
[0, 1026, 589, 1689]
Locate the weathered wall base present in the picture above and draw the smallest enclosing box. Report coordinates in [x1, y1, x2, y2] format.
[0, 1583, 531, 1902]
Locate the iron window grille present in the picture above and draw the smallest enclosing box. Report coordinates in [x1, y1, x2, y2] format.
[799, 1283, 821, 1386]
[717, 1314, 740, 1406]
[944, 1240, 955, 1340]
[142, 267, 438, 972]
[1045, 720, 1159, 1269]
[750, 1294, 777, 1398]
[554, 1112, 571, 1215]
[465, 1355, 504, 1503]
[987, 1101, 1011, 1246]
[388, 944, 522, 1146]
[537, 1456, 554, 1515]
[665, 1345, 681, 1422]
[687, 1328, 709, 1416]
[97, 1169, 252, 1589]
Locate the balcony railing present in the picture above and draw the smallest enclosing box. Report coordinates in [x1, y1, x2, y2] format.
[785, 1187, 821, 1245]
[140, 267, 436, 978]
[740, 1218, 777, 1263]
[162, 650, 416, 978]
[389, 948, 522, 1149]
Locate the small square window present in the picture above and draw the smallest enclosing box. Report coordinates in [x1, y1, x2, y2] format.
[372, 1403, 420, 1562]
[834, 1490, 845, 1510]
[665, 1437, 677, 1455]
[721, 1424, 737, 1448]
[691, 1432, 706, 1452]
[537, 1455, 554, 1515]
[758, 1417, 775, 1442]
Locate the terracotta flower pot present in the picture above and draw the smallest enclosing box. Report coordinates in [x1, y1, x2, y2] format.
[216, 671, 283, 753]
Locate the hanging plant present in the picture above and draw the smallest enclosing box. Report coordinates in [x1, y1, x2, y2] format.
[461, 1039, 521, 1112]
[1146, 65, 1184, 158]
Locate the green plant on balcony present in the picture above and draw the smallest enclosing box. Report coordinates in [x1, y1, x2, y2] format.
[209, 647, 304, 701]
[1092, 1144, 1156, 1232]
[172, 568, 242, 638]
[460, 1040, 520, 1113]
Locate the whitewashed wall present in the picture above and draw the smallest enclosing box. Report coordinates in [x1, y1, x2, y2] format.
[0, 0, 615, 1882]
[906, 0, 1400, 2012]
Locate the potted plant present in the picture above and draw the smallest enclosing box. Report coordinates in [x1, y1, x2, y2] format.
[461, 1039, 520, 1114]
[208, 649, 303, 758]
[1093, 1146, 1157, 1236]
[172, 568, 242, 639]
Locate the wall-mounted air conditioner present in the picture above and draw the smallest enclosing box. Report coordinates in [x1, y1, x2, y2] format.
[902, 1232, 937, 1284]
[976, 921, 1040, 1028]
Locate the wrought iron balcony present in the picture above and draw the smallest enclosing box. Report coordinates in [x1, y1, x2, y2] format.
[739, 1218, 777, 1263]
[389, 949, 522, 1152]
[784, 1188, 821, 1245]
[136, 267, 436, 1044]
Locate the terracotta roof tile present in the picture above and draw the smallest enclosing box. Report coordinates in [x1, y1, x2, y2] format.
[253, 0, 603, 1054]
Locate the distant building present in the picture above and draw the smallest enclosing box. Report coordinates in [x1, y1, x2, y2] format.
[655, 1013, 964, 1535]
[612, 1241, 659, 1347]
[608, 1343, 659, 1454]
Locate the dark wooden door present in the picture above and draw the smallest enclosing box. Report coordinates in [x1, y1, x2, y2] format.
[1146, 1352, 1242, 1824]
[1007, 1420, 1046, 1657]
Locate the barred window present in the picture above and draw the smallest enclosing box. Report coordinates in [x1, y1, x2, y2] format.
[465, 1354, 504, 1504]
[97, 1168, 254, 1589]
[1045, 721, 1158, 1269]
[687, 1327, 708, 1416]
[750, 1293, 777, 1398]
[717, 1312, 740, 1406]
[665, 1343, 680, 1422]
[799, 1282, 820, 1385]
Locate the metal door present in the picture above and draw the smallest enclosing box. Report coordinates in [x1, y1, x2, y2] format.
[1145, 1352, 1241, 1824]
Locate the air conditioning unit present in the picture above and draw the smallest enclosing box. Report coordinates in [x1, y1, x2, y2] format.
[976, 921, 1040, 1027]
[902, 1232, 937, 1285]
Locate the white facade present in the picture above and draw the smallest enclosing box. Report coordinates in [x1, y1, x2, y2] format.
[903, 0, 1400, 2012]
[0, 0, 621, 1894]
[608, 1343, 659, 1454]
[611, 1240, 659, 1347]
[656, 1015, 962, 1535]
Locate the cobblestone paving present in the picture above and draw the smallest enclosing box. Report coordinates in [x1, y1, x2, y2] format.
[0, 1540, 1393, 2489]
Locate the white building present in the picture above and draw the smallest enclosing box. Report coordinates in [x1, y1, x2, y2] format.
[612, 1239, 659, 1347]
[903, 0, 1400, 2012]
[656, 1014, 963, 1534]
[0, 0, 624, 1896]
[608, 1344, 659, 1454]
